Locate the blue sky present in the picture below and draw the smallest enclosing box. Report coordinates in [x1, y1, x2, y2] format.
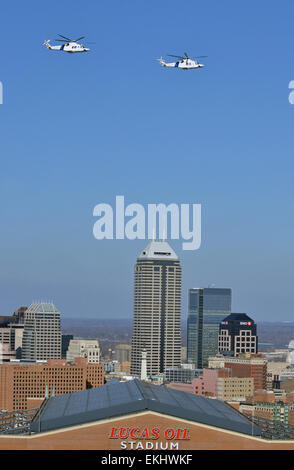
[0, 0, 294, 321]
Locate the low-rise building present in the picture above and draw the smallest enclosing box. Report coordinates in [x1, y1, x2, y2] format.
[208, 353, 267, 391]
[164, 367, 201, 384]
[216, 376, 254, 401]
[0, 324, 24, 360]
[0, 358, 104, 411]
[103, 360, 121, 373]
[239, 390, 294, 434]
[66, 339, 101, 363]
[168, 368, 254, 402]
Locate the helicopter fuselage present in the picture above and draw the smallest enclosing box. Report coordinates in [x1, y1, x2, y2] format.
[175, 60, 204, 69]
[158, 57, 204, 69]
[44, 40, 89, 53]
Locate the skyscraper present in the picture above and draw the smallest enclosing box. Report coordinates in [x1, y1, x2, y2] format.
[187, 288, 232, 368]
[131, 241, 182, 377]
[218, 313, 258, 356]
[22, 302, 62, 360]
[115, 344, 131, 363]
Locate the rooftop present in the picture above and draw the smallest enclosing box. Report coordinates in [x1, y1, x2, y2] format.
[138, 241, 178, 260]
[25, 303, 60, 314]
[222, 313, 254, 323]
[31, 378, 261, 436]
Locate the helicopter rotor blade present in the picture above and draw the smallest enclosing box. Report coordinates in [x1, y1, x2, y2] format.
[168, 54, 185, 59]
[73, 36, 85, 42]
[58, 34, 72, 41]
[193, 55, 208, 59]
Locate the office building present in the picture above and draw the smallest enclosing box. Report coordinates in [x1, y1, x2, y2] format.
[187, 288, 232, 368]
[0, 323, 24, 360]
[0, 344, 16, 362]
[168, 368, 254, 402]
[164, 367, 201, 384]
[61, 334, 73, 359]
[131, 241, 182, 377]
[103, 360, 121, 373]
[0, 306, 27, 327]
[218, 313, 258, 356]
[0, 358, 104, 411]
[115, 344, 131, 363]
[208, 353, 268, 391]
[216, 375, 254, 401]
[66, 339, 101, 363]
[22, 303, 62, 361]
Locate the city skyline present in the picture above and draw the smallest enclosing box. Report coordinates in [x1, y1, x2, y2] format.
[1, 0, 294, 455]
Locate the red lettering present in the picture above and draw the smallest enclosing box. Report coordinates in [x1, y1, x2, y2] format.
[139, 427, 149, 439]
[175, 428, 183, 439]
[151, 427, 160, 440]
[182, 428, 190, 440]
[109, 427, 119, 439]
[130, 427, 140, 439]
[175, 428, 190, 440]
[119, 427, 130, 439]
[164, 428, 176, 440]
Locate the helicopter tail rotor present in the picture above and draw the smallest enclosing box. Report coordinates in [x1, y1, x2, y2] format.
[157, 56, 167, 67]
[43, 40, 52, 49]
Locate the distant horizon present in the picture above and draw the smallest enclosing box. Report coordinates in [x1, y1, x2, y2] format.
[61, 317, 294, 324]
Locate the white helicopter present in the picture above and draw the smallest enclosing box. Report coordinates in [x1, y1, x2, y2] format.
[43, 34, 90, 53]
[157, 52, 207, 70]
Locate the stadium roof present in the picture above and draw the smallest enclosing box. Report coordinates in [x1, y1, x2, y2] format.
[31, 379, 261, 436]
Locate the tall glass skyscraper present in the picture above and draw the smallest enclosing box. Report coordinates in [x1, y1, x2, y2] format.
[187, 288, 232, 368]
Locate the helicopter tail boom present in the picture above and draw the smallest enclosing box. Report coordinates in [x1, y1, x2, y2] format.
[43, 40, 52, 49]
[157, 57, 167, 67]
[157, 57, 177, 67]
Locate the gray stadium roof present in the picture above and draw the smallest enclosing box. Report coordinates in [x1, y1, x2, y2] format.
[31, 379, 261, 436]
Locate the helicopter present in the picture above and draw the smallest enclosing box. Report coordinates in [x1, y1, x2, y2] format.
[157, 52, 207, 70]
[43, 34, 90, 53]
